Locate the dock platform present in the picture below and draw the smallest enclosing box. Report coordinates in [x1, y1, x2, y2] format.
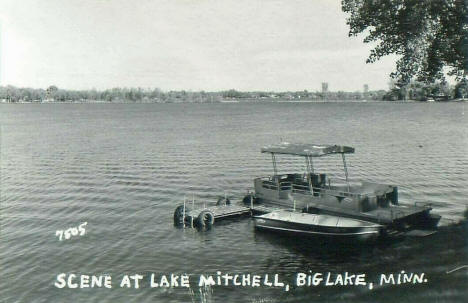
[173, 195, 290, 228]
[173, 200, 253, 228]
[187, 204, 251, 220]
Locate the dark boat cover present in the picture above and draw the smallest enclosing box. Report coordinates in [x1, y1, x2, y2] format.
[261, 142, 355, 157]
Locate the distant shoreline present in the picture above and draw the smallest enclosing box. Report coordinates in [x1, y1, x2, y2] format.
[1, 98, 466, 104]
[1, 84, 466, 103]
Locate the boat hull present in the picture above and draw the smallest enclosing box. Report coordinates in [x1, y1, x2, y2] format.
[254, 212, 383, 242]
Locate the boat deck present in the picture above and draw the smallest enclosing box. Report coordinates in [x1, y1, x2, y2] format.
[258, 210, 381, 227]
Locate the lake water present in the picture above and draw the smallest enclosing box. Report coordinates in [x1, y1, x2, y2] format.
[1, 102, 467, 302]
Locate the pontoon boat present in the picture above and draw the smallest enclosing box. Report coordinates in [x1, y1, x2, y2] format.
[245, 142, 440, 236]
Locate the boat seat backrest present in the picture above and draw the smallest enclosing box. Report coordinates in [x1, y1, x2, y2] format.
[310, 173, 327, 188]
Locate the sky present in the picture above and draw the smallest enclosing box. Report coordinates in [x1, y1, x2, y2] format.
[0, 0, 397, 92]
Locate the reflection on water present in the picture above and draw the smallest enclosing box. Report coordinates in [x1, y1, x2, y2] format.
[0, 102, 467, 302]
[253, 230, 399, 263]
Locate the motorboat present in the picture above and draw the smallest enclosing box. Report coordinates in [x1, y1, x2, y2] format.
[254, 209, 383, 241]
[245, 142, 440, 236]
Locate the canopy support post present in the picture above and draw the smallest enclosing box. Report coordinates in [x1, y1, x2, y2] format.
[309, 156, 314, 173]
[342, 153, 350, 192]
[271, 153, 278, 176]
[305, 156, 313, 193]
[271, 153, 280, 193]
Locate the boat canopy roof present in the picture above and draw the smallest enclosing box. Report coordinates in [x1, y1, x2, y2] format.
[261, 142, 355, 157]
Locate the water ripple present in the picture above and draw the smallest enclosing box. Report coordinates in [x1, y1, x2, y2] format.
[1, 102, 467, 302]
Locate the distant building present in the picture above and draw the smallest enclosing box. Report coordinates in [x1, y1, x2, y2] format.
[322, 82, 329, 93]
[364, 84, 369, 93]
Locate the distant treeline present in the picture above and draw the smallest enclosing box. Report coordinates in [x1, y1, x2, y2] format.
[1, 80, 466, 103]
[0, 85, 386, 103]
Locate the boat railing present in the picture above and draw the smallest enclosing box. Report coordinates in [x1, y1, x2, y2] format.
[259, 176, 376, 199]
[291, 183, 312, 195]
[300, 186, 375, 200]
[261, 180, 278, 190]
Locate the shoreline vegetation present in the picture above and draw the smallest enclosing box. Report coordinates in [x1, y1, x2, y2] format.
[1, 81, 467, 104]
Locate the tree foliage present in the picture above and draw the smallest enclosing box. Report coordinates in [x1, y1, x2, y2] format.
[341, 0, 468, 85]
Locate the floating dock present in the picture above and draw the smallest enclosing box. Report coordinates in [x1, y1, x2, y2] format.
[189, 204, 250, 219]
[173, 193, 317, 229]
[173, 196, 253, 228]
